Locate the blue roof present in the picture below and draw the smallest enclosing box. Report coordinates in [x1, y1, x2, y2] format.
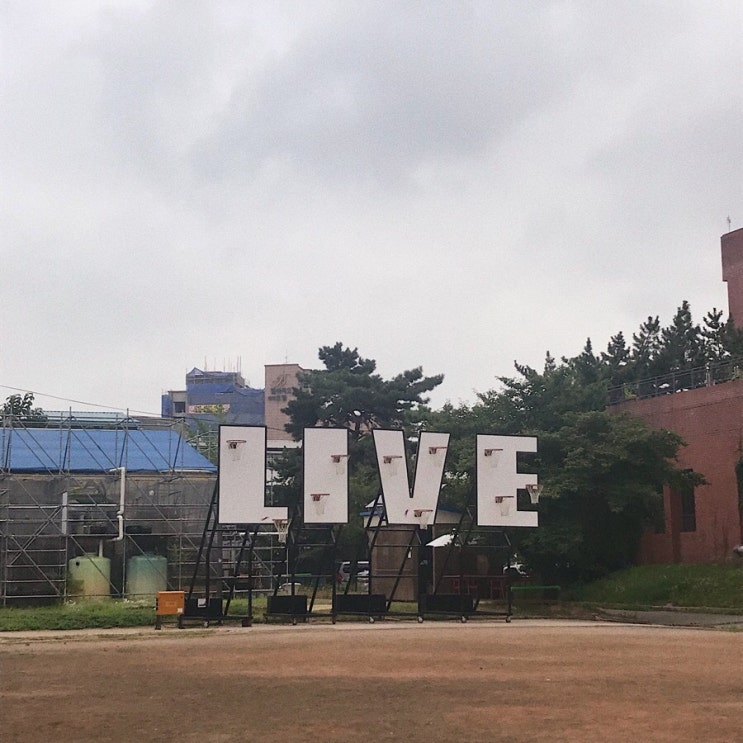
[1, 428, 217, 473]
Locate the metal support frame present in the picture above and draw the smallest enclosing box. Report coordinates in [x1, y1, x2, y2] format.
[263, 500, 338, 624]
[183, 484, 529, 628]
[357, 489, 516, 623]
[186, 494, 341, 627]
[1, 413, 215, 606]
[420, 493, 514, 622]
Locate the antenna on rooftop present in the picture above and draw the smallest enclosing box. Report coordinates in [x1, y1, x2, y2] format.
[727, 216, 732, 232]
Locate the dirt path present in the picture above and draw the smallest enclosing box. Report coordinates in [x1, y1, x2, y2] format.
[2, 620, 741, 742]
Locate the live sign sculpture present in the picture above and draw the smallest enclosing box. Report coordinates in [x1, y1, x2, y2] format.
[218, 426, 539, 528]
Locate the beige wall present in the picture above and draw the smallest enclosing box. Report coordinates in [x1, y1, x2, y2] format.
[264, 363, 304, 441]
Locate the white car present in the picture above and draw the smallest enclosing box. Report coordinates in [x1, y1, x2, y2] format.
[277, 582, 304, 594]
[337, 561, 370, 587]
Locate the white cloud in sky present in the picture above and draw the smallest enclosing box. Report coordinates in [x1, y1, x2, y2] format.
[2, 1, 742, 415]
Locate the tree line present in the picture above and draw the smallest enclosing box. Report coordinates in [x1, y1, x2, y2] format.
[281, 302, 729, 584]
[573, 301, 743, 390]
[6, 298, 732, 584]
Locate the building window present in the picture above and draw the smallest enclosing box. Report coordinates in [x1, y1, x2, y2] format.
[173, 401, 186, 414]
[679, 479, 696, 532]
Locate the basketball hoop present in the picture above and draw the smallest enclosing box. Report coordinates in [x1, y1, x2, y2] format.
[226, 439, 246, 462]
[526, 483, 543, 505]
[483, 448, 503, 467]
[382, 454, 403, 476]
[310, 493, 329, 516]
[494, 495, 514, 517]
[330, 453, 348, 475]
[273, 518, 289, 544]
[406, 507, 433, 528]
[428, 446, 447, 455]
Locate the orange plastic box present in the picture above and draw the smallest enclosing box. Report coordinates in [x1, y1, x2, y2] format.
[156, 590, 185, 616]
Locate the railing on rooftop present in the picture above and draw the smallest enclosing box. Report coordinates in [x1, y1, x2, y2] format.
[607, 357, 743, 405]
[43, 410, 139, 426]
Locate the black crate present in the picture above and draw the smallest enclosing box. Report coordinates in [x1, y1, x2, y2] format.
[183, 597, 223, 619]
[267, 594, 308, 617]
[420, 593, 474, 614]
[334, 593, 387, 615]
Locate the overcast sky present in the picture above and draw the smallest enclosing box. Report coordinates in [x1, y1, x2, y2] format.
[2, 1, 742, 416]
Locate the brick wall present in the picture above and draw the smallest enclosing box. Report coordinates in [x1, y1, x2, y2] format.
[722, 227, 743, 327]
[616, 380, 743, 563]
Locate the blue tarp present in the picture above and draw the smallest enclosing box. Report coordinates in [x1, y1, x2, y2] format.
[0, 428, 217, 473]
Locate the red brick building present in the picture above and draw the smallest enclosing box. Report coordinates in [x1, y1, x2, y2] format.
[621, 380, 743, 563]
[617, 227, 743, 564]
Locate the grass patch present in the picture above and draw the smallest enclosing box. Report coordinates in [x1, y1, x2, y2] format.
[569, 563, 743, 610]
[0, 601, 156, 632]
[4, 565, 741, 631]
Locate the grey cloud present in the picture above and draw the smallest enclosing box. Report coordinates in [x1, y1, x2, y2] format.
[3, 0, 742, 415]
[192, 2, 578, 183]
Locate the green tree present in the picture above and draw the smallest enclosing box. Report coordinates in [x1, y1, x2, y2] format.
[520, 411, 701, 583]
[656, 301, 704, 373]
[700, 308, 743, 362]
[700, 308, 728, 362]
[424, 358, 698, 584]
[280, 342, 444, 558]
[630, 315, 662, 380]
[2, 393, 47, 425]
[473, 353, 607, 435]
[284, 342, 443, 443]
[426, 353, 608, 519]
[568, 338, 604, 386]
[601, 331, 631, 385]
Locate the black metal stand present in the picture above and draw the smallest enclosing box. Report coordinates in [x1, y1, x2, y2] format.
[416, 493, 514, 623]
[182, 482, 225, 627]
[187, 482, 524, 628]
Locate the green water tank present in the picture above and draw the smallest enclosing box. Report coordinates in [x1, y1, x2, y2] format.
[126, 555, 167, 600]
[68, 555, 111, 600]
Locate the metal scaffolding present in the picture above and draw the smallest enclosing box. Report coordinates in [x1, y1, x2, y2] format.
[0, 412, 222, 605]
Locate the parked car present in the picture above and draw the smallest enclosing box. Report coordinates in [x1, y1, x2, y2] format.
[337, 561, 370, 587]
[277, 582, 304, 594]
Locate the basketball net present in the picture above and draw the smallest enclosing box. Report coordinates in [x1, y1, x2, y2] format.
[412, 508, 433, 529]
[311, 493, 328, 516]
[226, 439, 246, 462]
[525, 483, 543, 505]
[494, 495, 513, 517]
[273, 518, 289, 544]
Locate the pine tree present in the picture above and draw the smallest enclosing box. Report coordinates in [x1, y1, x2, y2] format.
[656, 301, 703, 374]
[631, 316, 661, 379]
[569, 338, 604, 385]
[601, 331, 630, 385]
[700, 308, 728, 362]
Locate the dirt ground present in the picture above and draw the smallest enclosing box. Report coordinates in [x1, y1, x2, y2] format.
[2, 619, 742, 743]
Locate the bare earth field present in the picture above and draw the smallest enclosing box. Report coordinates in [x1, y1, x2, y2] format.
[2, 619, 742, 743]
